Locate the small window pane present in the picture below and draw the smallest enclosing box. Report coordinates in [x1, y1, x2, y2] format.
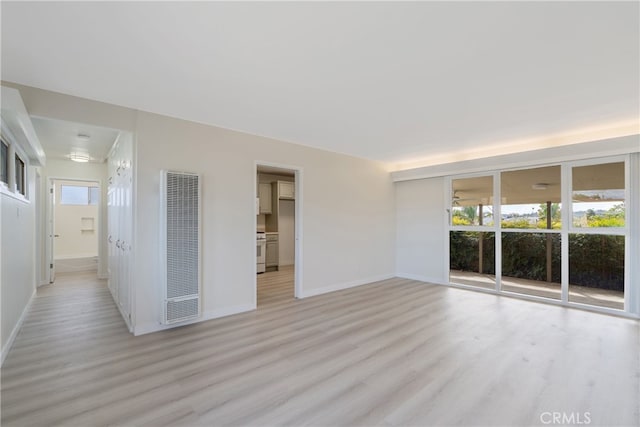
[1, 140, 8, 184]
[569, 234, 624, 310]
[572, 162, 625, 228]
[89, 187, 100, 205]
[501, 232, 561, 300]
[449, 231, 495, 289]
[61, 185, 89, 205]
[451, 176, 494, 226]
[15, 155, 25, 195]
[501, 166, 561, 229]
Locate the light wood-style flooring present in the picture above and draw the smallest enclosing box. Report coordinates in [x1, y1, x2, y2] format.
[1, 270, 639, 426]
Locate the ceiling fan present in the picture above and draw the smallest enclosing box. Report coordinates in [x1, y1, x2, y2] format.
[451, 191, 479, 206]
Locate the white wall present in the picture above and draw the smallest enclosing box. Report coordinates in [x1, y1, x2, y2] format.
[6, 83, 396, 335]
[1, 86, 41, 364]
[1, 161, 36, 363]
[394, 142, 640, 317]
[40, 159, 108, 278]
[395, 177, 447, 284]
[134, 112, 396, 333]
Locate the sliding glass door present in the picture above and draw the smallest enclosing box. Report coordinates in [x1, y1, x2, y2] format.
[447, 156, 630, 314]
[500, 165, 562, 300]
[568, 160, 626, 310]
[449, 175, 496, 290]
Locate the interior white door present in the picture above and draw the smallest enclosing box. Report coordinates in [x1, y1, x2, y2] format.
[46, 180, 56, 283]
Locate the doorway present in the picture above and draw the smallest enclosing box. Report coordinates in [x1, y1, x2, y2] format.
[47, 178, 101, 283]
[255, 163, 302, 306]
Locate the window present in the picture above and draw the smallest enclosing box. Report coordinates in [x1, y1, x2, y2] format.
[60, 185, 100, 205]
[572, 162, 625, 228]
[15, 154, 25, 195]
[451, 175, 494, 226]
[1, 139, 7, 185]
[501, 166, 561, 230]
[447, 157, 629, 313]
[500, 166, 562, 299]
[449, 231, 495, 289]
[568, 160, 626, 310]
[450, 175, 495, 289]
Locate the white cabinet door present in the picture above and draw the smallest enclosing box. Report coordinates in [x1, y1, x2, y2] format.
[278, 181, 295, 199]
[259, 183, 272, 214]
[266, 240, 279, 267]
[107, 134, 133, 327]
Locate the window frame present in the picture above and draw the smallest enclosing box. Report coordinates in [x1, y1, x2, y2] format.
[1, 138, 8, 187]
[566, 157, 628, 236]
[60, 184, 100, 206]
[0, 129, 29, 202]
[446, 155, 631, 315]
[15, 152, 26, 196]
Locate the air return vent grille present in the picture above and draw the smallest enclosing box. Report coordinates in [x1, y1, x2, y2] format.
[161, 171, 201, 324]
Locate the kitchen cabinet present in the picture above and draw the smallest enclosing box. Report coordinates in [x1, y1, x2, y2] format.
[278, 181, 295, 200]
[258, 183, 272, 214]
[265, 180, 295, 232]
[266, 234, 279, 270]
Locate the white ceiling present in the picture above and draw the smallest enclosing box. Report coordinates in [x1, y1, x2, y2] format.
[2, 2, 638, 168]
[31, 117, 120, 163]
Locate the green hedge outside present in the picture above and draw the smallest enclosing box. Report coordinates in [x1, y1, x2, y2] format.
[450, 232, 624, 291]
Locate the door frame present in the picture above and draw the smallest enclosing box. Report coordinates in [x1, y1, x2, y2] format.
[46, 177, 103, 283]
[254, 161, 303, 305]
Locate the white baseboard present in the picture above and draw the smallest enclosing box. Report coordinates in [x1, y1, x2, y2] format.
[1, 288, 36, 366]
[396, 273, 447, 285]
[134, 303, 256, 336]
[299, 273, 395, 298]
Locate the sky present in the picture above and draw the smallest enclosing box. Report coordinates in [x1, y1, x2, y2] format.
[502, 202, 621, 216]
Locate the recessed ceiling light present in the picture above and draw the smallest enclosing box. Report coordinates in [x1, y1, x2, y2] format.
[69, 153, 90, 163]
[532, 183, 548, 190]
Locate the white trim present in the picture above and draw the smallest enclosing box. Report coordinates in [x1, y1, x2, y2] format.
[561, 163, 570, 303]
[134, 303, 255, 336]
[396, 273, 447, 285]
[0, 86, 46, 167]
[298, 274, 395, 298]
[1, 288, 36, 366]
[0, 187, 30, 203]
[392, 134, 639, 182]
[108, 288, 133, 333]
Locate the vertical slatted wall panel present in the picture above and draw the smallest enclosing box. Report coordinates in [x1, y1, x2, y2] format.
[162, 171, 201, 324]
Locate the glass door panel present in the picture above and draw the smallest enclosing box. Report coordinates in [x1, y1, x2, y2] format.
[449, 231, 495, 289]
[451, 176, 494, 226]
[568, 234, 624, 310]
[501, 232, 561, 299]
[501, 166, 561, 229]
[572, 162, 625, 228]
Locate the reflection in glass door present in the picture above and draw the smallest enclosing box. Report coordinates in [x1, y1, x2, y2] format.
[500, 166, 562, 300]
[449, 175, 496, 289]
[446, 157, 629, 313]
[569, 161, 625, 310]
